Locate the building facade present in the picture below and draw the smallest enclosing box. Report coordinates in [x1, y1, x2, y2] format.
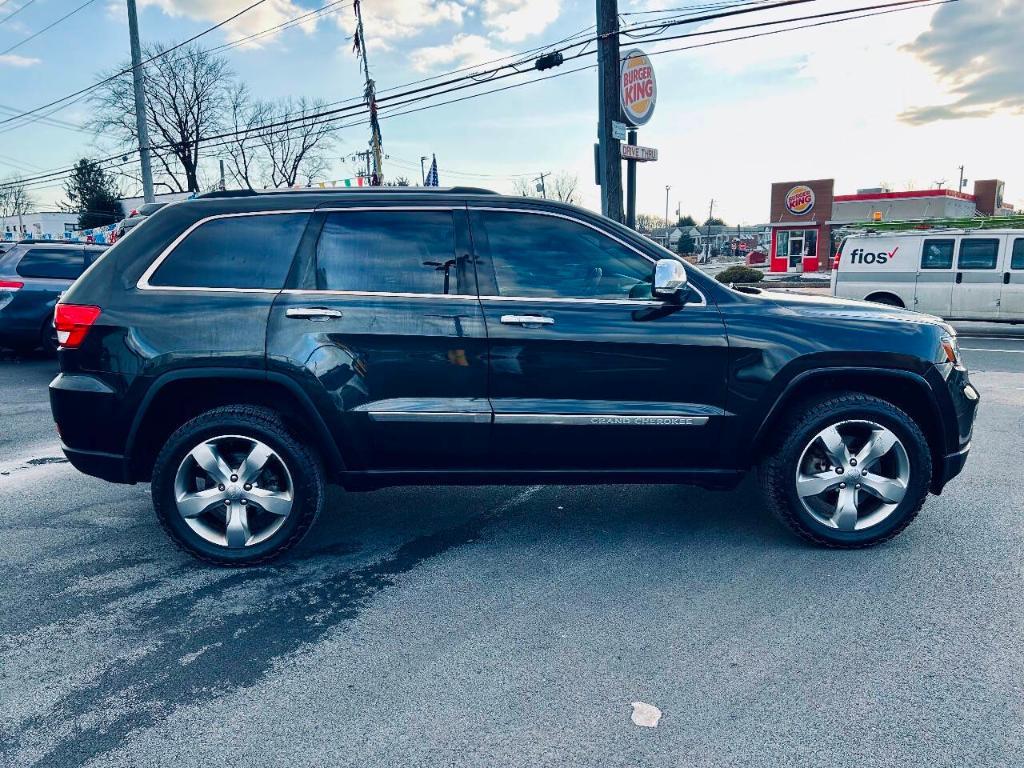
[1, 211, 80, 242]
[767, 178, 1014, 273]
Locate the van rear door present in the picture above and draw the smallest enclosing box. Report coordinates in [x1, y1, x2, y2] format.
[999, 235, 1024, 321]
[951, 235, 1002, 320]
[914, 237, 955, 317]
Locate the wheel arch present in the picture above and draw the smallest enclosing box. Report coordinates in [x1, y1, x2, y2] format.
[750, 367, 946, 489]
[864, 292, 906, 308]
[126, 369, 344, 482]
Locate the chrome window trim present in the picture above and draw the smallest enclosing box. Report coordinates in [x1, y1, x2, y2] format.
[281, 289, 479, 300]
[467, 205, 707, 307]
[137, 209, 315, 292]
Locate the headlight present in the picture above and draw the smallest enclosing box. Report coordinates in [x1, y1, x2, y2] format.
[940, 334, 962, 367]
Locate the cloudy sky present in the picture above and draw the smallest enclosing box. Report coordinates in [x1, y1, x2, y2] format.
[0, 0, 1021, 223]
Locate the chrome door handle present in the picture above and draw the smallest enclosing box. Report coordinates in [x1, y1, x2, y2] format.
[286, 307, 343, 320]
[500, 314, 555, 326]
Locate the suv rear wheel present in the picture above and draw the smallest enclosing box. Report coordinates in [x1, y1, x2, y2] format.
[152, 405, 324, 565]
[760, 393, 931, 547]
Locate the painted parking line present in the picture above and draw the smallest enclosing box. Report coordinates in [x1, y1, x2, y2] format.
[961, 347, 1024, 354]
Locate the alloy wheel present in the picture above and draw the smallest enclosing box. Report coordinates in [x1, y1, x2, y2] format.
[173, 434, 294, 549]
[794, 420, 910, 532]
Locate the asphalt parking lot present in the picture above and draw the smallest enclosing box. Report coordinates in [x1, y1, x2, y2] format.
[1, 330, 1022, 767]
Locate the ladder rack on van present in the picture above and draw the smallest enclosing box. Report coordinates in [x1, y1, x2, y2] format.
[839, 214, 1024, 235]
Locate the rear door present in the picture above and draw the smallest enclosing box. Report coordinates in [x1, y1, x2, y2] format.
[951, 236, 1002, 320]
[913, 237, 955, 317]
[999, 235, 1024, 321]
[469, 206, 729, 471]
[266, 205, 490, 471]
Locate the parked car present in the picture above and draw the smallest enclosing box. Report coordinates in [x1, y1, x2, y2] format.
[49, 188, 979, 565]
[0, 240, 107, 353]
[832, 226, 1024, 321]
[115, 202, 168, 240]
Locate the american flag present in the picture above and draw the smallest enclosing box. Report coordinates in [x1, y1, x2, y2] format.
[425, 154, 439, 187]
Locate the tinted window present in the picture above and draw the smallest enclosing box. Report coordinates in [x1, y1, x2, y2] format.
[1011, 238, 1024, 270]
[471, 211, 654, 299]
[149, 213, 307, 289]
[15, 248, 85, 280]
[958, 238, 999, 270]
[315, 210, 467, 295]
[920, 239, 954, 270]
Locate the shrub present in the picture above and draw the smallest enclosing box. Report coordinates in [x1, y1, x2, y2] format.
[715, 265, 764, 284]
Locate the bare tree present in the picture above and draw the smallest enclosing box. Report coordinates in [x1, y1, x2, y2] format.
[223, 83, 271, 191]
[258, 97, 335, 188]
[550, 172, 580, 204]
[90, 43, 231, 193]
[0, 176, 34, 235]
[513, 171, 580, 204]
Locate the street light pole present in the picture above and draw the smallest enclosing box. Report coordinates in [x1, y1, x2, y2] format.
[420, 156, 428, 185]
[126, 0, 154, 204]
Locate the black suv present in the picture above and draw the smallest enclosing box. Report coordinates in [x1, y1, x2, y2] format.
[49, 188, 979, 564]
[0, 241, 107, 353]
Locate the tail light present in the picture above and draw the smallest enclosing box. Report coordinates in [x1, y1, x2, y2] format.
[54, 303, 101, 349]
[0, 279, 21, 311]
[832, 239, 846, 271]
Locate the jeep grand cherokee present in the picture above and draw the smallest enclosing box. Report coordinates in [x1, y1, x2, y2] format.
[49, 188, 979, 564]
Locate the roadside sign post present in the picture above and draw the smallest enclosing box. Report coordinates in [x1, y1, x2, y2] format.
[619, 49, 657, 231]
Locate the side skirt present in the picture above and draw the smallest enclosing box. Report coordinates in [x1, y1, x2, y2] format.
[337, 468, 746, 492]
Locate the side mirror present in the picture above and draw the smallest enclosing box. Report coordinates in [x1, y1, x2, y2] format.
[653, 258, 688, 298]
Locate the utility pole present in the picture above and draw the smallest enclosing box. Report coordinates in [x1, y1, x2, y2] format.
[703, 198, 715, 263]
[352, 0, 383, 184]
[958, 164, 965, 191]
[126, 0, 154, 204]
[420, 156, 428, 185]
[218, 159, 226, 191]
[596, 0, 624, 222]
[664, 184, 671, 228]
[625, 130, 637, 228]
[534, 172, 550, 199]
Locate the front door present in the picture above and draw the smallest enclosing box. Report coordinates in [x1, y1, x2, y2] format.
[468, 207, 729, 470]
[951, 236, 1002, 320]
[266, 206, 489, 471]
[999, 236, 1024, 321]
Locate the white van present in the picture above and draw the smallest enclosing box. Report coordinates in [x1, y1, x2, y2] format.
[832, 228, 1024, 321]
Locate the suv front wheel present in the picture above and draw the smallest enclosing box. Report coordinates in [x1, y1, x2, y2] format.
[152, 405, 324, 565]
[760, 393, 932, 547]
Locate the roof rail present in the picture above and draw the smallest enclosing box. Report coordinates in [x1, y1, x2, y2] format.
[2, 238, 105, 246]
[840, 214, 1024, 234]
[194, 186, 499, 198]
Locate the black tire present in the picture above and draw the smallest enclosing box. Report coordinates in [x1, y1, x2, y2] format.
[39, 318, 58, 356]
[759, 392, 932, 548]
[152, 405, 324, 566]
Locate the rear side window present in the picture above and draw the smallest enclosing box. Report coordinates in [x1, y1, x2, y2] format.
[1010, 238, 1024, 270]
[315, 210, 469, 295]
[148, 213, 308, 289]
[15, 248, 85, 280]
[920, 239, 954, 270]
[958, 238, 999, 270]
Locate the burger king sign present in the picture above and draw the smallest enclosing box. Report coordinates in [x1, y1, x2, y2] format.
[785, 185, 815, 216]
[620, 49, 656, 126]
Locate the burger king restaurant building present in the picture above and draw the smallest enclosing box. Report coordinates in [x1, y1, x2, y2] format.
[767, 178, 1010, 273]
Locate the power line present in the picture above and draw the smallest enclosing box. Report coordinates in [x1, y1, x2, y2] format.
[0, 0, 100, 57]
[0, 0, 37, 26]
[0, 0, 273, 127]
[7, 0, 948, 192]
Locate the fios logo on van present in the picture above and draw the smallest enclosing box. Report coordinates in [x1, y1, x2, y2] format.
[849, 246, 899, 265]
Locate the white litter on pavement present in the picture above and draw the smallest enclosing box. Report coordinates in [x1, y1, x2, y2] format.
[630, 701, 662, 728]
